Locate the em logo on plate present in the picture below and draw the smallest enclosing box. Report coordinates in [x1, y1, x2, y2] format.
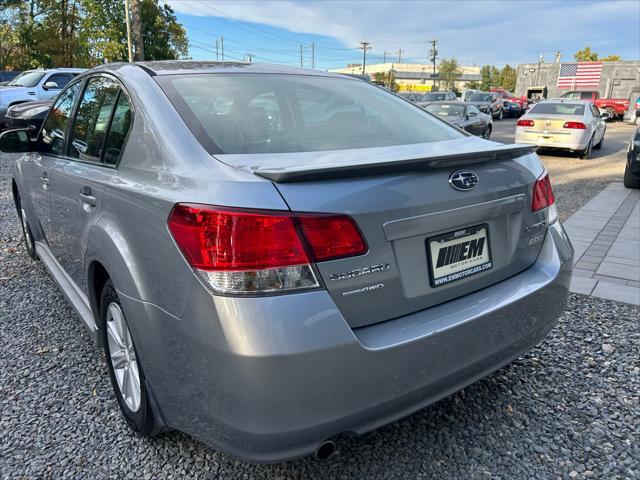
[449, 170, 479, 191]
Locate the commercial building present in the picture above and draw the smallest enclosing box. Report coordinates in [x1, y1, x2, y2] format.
[328, 62, 481, 92]
[515, 60, 640, 101]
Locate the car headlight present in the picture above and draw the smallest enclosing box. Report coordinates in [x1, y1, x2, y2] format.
[18, 105, 50, 118]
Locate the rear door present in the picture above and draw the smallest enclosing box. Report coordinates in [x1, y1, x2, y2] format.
[47, 75, 132, 292]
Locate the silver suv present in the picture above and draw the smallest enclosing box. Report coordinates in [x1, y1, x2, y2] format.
[1, 61, 573, 462]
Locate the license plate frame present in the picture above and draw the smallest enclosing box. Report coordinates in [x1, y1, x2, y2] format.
[426, 224, 493, 287]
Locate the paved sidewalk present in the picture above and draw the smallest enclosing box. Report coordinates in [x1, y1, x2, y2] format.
[564, 182, 640, 306]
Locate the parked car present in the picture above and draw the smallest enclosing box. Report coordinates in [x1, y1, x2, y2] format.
[558, 90, 629, 120]
[0, 68, 85, 127]
[466, 91, 504, 120]
[397, 92, 424, 103]
[4, 100, 52, 132]
[624, 126, 640, 188]
[490, 87, 528, 112]
[423, 101, 492, 138]
[515, 99, 606, 159]
[417, 91, 457, 103]
[462, 89, 480, 102]
[623, 96, 640, 125]
[502, 100, 522, 118]
[1, 61, 573, 463]
[0, 70, 21, 86]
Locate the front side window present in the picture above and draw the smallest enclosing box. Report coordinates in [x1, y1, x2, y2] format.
[45, 74, 72, 90]
[425, 103, 466, 118]
[158, 74, 461, 154]
[39, 82, 83, 155]
[69, 77, 120, 162]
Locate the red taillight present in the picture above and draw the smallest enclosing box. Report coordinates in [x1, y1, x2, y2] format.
[168, 205, 309, 271]
[167, 204, 367, 294]
[297, 214, 367, 262]
[517, 119, 535, 127]
[563, 121, 586, 129]
[531, 172, 555, 212]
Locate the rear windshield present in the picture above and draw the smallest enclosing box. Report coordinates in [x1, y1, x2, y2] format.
[421, 92, 448, 101]
[530, 103, 585, 115]
[157, 74, 461, 154]
[425, 103, 466, 117]
[468, 93, 492, 102]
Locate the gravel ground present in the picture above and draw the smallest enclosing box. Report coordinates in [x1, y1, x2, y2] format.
[1, 136, 639, 478]
[492, 119, 636, 221]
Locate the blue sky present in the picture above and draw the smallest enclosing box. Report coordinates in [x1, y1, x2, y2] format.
[169, 0, 640, 70]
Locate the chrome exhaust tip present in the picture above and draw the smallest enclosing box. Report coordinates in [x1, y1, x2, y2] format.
[314, 440, 337, 461]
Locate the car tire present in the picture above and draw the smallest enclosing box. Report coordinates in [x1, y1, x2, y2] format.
[100, 280, 158, 436]
[593, 131, 604, 150]
[498, 109, 503, 121]
[624, 162, 640, 189]
[482, 125, 492, 139]
[16, 195, 37, 259]
[579, 136, 593, 159]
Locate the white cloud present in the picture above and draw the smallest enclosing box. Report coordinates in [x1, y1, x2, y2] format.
[168, 0, 639, 66]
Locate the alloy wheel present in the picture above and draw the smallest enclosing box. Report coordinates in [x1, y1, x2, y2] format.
[106, 302, 141, 412]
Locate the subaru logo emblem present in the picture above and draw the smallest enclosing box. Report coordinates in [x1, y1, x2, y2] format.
[449, 170, 479, 191]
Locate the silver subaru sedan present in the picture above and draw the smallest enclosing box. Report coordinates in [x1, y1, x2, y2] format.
[2, 61, 573, 463]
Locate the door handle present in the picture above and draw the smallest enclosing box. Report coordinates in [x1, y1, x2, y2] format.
[79, 190, 96, 207]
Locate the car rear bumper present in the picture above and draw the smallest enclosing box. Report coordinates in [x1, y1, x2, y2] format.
[119, 221, 573, 463]
[515, 128, 590, 150]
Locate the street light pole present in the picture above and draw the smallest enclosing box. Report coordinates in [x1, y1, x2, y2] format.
[123, 0, 133, 62]
[429, 39, 438, 89]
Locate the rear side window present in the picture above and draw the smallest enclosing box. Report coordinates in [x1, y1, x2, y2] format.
[102, 93, 132, 165]
[69, 77, 120, 163]
[530, 103, 585, 115]
[39, 82, 82, 155]
[158, 74, 460, 154]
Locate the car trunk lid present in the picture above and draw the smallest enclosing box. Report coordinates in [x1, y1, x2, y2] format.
[216, 138, 547, 329]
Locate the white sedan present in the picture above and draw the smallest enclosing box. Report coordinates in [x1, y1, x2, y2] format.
[515, 99, 606, 159]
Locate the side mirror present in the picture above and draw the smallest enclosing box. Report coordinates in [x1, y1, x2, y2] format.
[0, 129, 32, 153]
[468, 111, 477, 117]
[42, 81, 58, 90]
[600, 111, 611, 120]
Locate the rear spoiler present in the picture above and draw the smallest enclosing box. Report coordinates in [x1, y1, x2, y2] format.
[253, 144, 537, 183]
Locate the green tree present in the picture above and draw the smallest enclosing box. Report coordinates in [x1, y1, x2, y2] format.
[438, 57, 460, 91]
[574, 47, 621, 62]
[464, 80, 480, 90]
[480, 64, 492, 90]
[499, 64, 517, 91]
[0, 0, 188, 69]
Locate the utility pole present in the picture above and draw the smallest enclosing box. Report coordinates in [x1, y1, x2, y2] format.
[215, 38, 219, 60]
[311, 42, 315, 69]
[395, 49, 403, 63]
[359, 41, 371, 74]
[221, 36, 224, 60]
[129, 0, 144, 61]
[429, 39, 438, 89]
[383, 51, 387, 63]
[123, 0, 133, 62]
[300, 44, 303, 67]
[246, 53, 254, 62]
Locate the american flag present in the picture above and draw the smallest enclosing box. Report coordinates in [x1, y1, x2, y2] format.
[557, 62, 603, 88]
